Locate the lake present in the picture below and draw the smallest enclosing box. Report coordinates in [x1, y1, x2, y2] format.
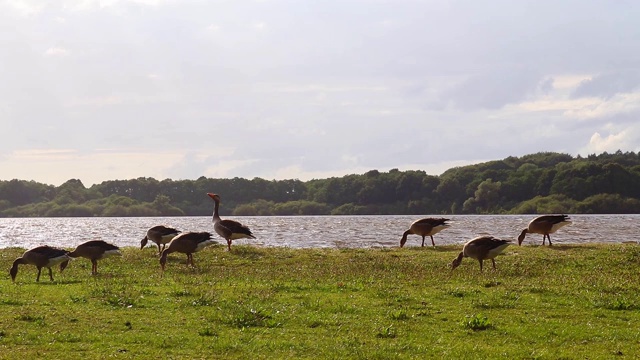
[0, 214, 638, 250]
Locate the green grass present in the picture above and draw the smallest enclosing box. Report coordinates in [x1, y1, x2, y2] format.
[1, 243, 640, 359]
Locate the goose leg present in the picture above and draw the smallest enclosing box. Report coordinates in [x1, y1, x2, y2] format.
[478, 260, 484, 272]
[48, 267, 54, 281]
[430, 235, 435, 247]
[421, 236, 425, 247]
[227, 239, 232, 252]
[491, 259, 497, 270]
[36, 267, 42, 282]
[91, 259, 98, 275]
[548, 234, 553, 246]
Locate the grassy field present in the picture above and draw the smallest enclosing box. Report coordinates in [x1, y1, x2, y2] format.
[1, 242, 639, 359]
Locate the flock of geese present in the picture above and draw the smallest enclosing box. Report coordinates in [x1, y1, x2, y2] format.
[8, 192, 573, 282]
[399, 214, 572, 270]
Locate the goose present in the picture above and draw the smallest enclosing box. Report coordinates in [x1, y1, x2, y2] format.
[207, 193, 255, 251]
[400, 218, 451, 247]
[518, 215, 572, 246]
[141, 225, 181, 254]
[10, 245, 71, 282]
[68, 240, 122, 275]
[451, 236, 511, 271]
[159, 231, 216, 271]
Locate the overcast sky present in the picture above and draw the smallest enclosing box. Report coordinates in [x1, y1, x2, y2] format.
[1, 0, 639, 186]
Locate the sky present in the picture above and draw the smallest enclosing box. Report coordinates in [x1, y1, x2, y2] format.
[1, 0, 640, 186]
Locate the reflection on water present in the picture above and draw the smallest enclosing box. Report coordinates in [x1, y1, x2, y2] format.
[0, 214, 638, 250]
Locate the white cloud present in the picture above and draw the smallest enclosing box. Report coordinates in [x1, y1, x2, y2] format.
[1, 148, 216, 185]
[514, 97, 600, 114]
[552, 75, 593, 90]
[585, 130, 631, 154]
[44, 47, 70, 57]
[265, 84, 387, 94]
[73, 0, 166, 9]
[2, 0, 45, 16]
[12, 149, 78, 160]
[564, 93, 640, 120]
[203, 159, 258, 179]
[206, 24, 220, 32]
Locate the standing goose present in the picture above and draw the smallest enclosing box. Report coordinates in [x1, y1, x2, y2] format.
[207, 193, 255, 251]
[159, 231, 216, 271]
[141, 225, 181, 254]
[518, 215, 572, 246]
[400, 218, 451, 247]
[68, 240, 122, 275]
[451, 236, 512, 271]
[10, 246, 71, 282]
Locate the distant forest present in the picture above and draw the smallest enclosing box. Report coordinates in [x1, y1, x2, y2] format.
[1, 151, 640, 217]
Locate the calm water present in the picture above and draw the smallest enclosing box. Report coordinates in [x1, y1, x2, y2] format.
[0, 215, 638, 250]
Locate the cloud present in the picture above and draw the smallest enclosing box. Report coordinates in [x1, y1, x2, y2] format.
[585, 130, 632, 154]
[0, 148, 199, 185]
[2, 0, 44, 16]
[538, 77, 554, 94]
[44, 47, 70, 57]
[206, 24, 220, 32]
[10, 149, 78, 160]
[564, 93, 640, 120]
[572, 71, 640, 99]
[552, 75, 593, 90]
[578, 118, 640, 155]
[437, 69, 543, 110]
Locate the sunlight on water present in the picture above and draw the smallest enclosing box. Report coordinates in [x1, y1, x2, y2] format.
[0, 215, 638, 250]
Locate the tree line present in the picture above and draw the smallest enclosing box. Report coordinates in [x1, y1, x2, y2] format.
[1, 151, 640, 217]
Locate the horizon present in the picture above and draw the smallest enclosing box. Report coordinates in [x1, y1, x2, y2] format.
[3, 149, 629, 188]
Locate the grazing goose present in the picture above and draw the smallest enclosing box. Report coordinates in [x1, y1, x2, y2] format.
[10, 246, 71, 282]
[400, 218, 451, 247]
[68, 240, 122, 275]
[518, 215, 572, 246]
[159, 231, 216, 271]
[207, 193, 255, 251]
[141, 225, 181, 254]
[451, 236, 511, 271]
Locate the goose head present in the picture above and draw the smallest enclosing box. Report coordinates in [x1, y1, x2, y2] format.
[207, 193, 221, 202]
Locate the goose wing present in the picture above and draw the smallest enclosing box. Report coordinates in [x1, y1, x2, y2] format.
[466, 236, 511, 251]
[78, 240, 120, 251]
[533, 214, 570, 225]
[30, 245, 69, 258]
[150, 225, 181, 236]
[414, 218, 450, 226]
[218, 219, 255, 239]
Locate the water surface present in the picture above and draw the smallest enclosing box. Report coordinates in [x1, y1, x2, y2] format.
[0, 215, 637, 250]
